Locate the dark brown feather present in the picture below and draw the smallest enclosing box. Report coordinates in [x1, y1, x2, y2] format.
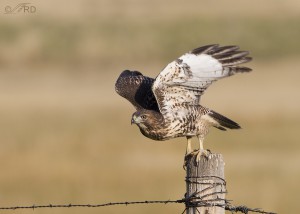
[220, 56, 252, 66]
[190, 44, 219, 55]
[115, 70, 159, 111]
[208, 110, 241, 130]
[210, 45, 240, 56]
[214, 50, 250, 61]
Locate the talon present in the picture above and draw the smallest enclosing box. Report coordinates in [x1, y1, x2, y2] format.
[183, 151, 193, 170]
[195, 149, 210, 165]
[183, 161, 187, 170]
[183, 156, 187, 170]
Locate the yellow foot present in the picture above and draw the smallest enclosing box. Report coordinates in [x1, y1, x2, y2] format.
[183, 149, 211, 169]
[195, 149, 211, 164]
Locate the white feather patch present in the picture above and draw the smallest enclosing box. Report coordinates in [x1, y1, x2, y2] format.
[179, 53, 223, 77]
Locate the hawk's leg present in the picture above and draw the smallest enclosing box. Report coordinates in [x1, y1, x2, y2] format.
[183, 136, 193, 169]
[185, 136, 193, 155]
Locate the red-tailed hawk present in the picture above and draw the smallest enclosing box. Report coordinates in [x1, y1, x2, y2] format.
[115, 44, 252, 161]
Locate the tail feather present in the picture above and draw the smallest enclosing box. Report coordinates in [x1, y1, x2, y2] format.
[208, 110, 241, 130]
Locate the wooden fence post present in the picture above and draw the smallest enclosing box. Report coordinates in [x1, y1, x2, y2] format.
[185, 153, 226, 214]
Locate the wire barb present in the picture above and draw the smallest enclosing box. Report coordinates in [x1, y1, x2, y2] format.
[225, 204, 277, 214]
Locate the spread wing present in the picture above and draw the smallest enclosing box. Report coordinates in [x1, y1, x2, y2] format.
[152, 44, 252, 116]
[115, 70, 159, 111]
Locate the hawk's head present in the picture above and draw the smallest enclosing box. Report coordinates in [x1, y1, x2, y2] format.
[131, 109, 161, 127]
[131, 109, 165, 140]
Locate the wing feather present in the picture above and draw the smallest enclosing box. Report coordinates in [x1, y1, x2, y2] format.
[152, 44, 252, 116]
[115, 70, 159, 111]
[210, 45, 240, 55]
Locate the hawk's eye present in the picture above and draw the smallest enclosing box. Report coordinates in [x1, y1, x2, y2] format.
[141, 115, 147, 120]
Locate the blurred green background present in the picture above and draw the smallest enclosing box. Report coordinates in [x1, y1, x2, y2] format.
[0, 0, 299, 213]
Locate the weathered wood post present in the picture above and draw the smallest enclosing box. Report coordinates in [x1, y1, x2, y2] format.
[185, 152, 226, 214]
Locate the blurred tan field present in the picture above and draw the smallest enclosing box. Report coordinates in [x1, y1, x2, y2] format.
[0, 0, 300, 213]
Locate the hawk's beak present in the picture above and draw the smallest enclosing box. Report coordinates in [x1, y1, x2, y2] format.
[131, 115, 140, 125]
[131, 118, 135, 125]
[131, 115, 137, 125]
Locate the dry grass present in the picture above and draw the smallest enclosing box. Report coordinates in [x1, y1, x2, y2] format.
[0, 0, 299, 213]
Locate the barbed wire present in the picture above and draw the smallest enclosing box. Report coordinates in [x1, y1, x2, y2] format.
[0, 198, 276, 214]
[1, 200, 181, 210]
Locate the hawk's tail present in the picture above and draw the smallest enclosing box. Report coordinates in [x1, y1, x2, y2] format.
[208, 110, 241, 131]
